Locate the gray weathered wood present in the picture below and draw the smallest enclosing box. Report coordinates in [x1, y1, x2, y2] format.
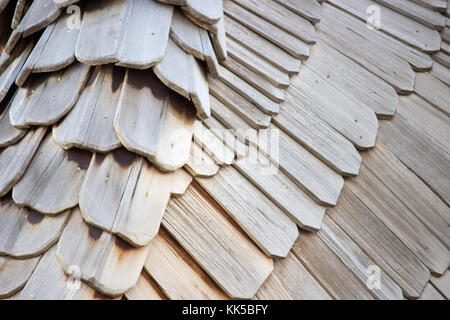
[10, 62, 90, 127]
[0, 97, 26, 147]
[153, 38, 210, 118]
[275, 0, 322, 23]
[430, 271, 450, 299]
[56, 208, 150, 297]
[11, 0, 26, 29]
[431, 60, 450, 86]
[414, 71, 450, 116]
[0, 127, 46, 197]
[53, 65, 123, 152]
[13, 134, 91, 215]
[163, 184, 274, 299]
[0, 256, 40, 299]
[183, 0, 222, 25]
[124, 273, 167, 300]
[52, 0, 80, 8]
[184, 141, 220, 177]
[0, 198, 70, 258]
[114, 68, 196, 171]
[17, 0, 61, 37]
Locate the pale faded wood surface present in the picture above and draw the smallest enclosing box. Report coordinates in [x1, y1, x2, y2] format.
[319, 216, 403, 300]
[154, 38, 210, 118]
[76, 0, 173, 69]
[185, 141, 220, 178]
[163, 184, 274, 299]
[226, 37, 290, 89]
[290, 65, 379, 150]
[273, 89, 362, 177]
[124, 273, 167, 300]
[208, 77, 271, 129]
[0, 256, 40, 299]
[0, 127, 46, 197]
[79, 150, 189, 246]
[16, 245, 114, 300]
[196, 166, 299, 258]
[17, 0, 61, 37]
[183, 0, 223, 25]
[52, 0, 80, 8]
[418, 283, 445, 300]
[328, 186, 430, 298]
[231, 0, 317, 43]
[412, 0, 448, 11]
[56, 208, 150, 297]
[0, 98, 26, 147]
[13, 134, 91, 215]
[224, 0, 311, 58]
[319, 5, 415, 94]
[275, 0, 322, 23]
[10, 62, 90, 128]
[144, 229, 228, 299]
[0, 198, 69, 258]
[234, 150, 327, 231]
[430, 61, 450, 86]
[293, 231, 375, 300]
[430, 271, 450, 299]
[114, 69, 196, 171]
[256, 252, 331, 300]
[11, 0, 26, 29]
[53, 65, 123, 152]
[306, 41, 398, 119]
[414, 71, 450, 116]
[329, 0, 441, 52]
[216, 64, 280, 115]
[224, 15, 302, 74]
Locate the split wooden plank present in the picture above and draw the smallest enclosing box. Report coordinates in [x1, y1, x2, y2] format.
[328, 0, 441, 52]
[274, 0, 322, 23]
[163, 183, 274, 299]
[79, 149, 190, 247]
[378, 116, 450, 206]
[319, 216, 404, 300]
[170, 9, 219, 76]
[114, 68, 196, 171]
[430, 60, 450, 86]
[10, 62, 90, 128]
[256, 252, 331, 300]
[144, 229, 228, 299]
[0, 256, 40, 299]
[221, 55, 285, 103]
[56, 208, 150, 297]
[414, 71, 450, 116]
[124, 273, 167, 300]
[223, 1, 312, 58]
[292, 231, 375, 299]
[327, 186, 430, 299]
[195, 166, 299, 258]
[226, 37, 290, 89]
[154, 38, 210, 118]
[363, 141, 450, 249]
[231, 0, 317, 43]
[17, 0, 61, 37]
[224, 15, 303, 74]
[319, 4, 416, 94]
[52, 0, 80, 8]
[373, 0, 446, 29]
[184, 141, 220, 178]
[17, 245, 114, 300]
[13, 134, 91, 215]
[290, 66, 379, 150]
[0, 198, 70, 258]
[0, 97, 26, 147]
[182, 0, 222, 25]
[419, 283, 445, 300]
[208, 77, 271, 129]
[215, 64, 280, 115]
[305, 41, 398, 119]
[273, 89, 362, 177]
[430, 271, 450, 298]
[0, 127, 46, 197]
[53, 65, 123, 153]
[234, 150, 327, 231]
[76, 0, 173, 69]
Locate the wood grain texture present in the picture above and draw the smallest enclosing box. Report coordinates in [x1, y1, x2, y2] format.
[430, 271, 450, 299]
[11, 0, 26, 29]
[319, 4, 415, 94]
[0, 198, 69, 258]
[114, 68, 196, 171]
[79, 149, 190, 246]
[418, 283, 445, 300]
[53, 65, 123, 153]
[144, 229, 228, 299]
[0, 96, 26, 147]
[430, 61, 450, 86]
[185, 141, 220, 178]
[0, 256, 40, 299]
[196, 166, 299, 258]
[124, 272, 167, 300]
[0, 127, 46, 197]
[414, 71, 450, 116]
[17, 0, 61, 37]
[76, 0, 173, 69]
[182, 0, 223, 25]
[163, 183, 274, 299]
[10, 62, 90, 128]
[13, 134, 91, 215]
[56, 208, 150, 297]
[275, 0, 322, 23]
